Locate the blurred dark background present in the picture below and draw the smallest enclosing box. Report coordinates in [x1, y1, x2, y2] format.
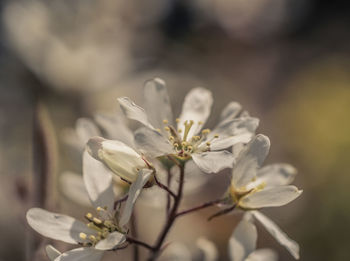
[1, 0, 350, 260]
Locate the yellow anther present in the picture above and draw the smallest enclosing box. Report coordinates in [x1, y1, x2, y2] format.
[169, 136, 174, 141]
[206, 141, 211, 146]
[174, 143, 179, 147]
[181, 141, 188, 147]
[96, 207, 103, 212]
[86, 213, 93, 219]
[163, 119, 168, 124]
[202, 129, 211, 135]
[104, 220, 113, 228]
[176, 118, 180, 123]
[87, 222, 103, 232]
[192, 135, 200, 141]
[256, 182, 266, 191]
[89, 235, 97, 241]
[164, 126, 170, 132]
[79, 233, 87, 240]
[198, 121, 203, 125]
[187, 145, 193, 151]
[93, 218, 102, 225]
[156, 128, 161, 133]
[214, 134, 219, 138]
[177, 129, 182, 133]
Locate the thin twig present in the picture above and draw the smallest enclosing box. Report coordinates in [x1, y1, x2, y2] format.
[208, 204, 236, 221]
[147, 162, 185, 261]
[126, 236, 155, 251]
[114, 194, 128, 210]
[154, 173, 177, 199]
[166, 168, 172, 215]
[175, 198, 225, 218]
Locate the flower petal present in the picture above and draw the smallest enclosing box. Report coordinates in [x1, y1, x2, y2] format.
[220, 102, 242, 122]
[228, 214, 257, 261]
[83, 150, 114, 211]
[196, 237, 218, 261]
[94, 114, 134, 148]
[210, 133, 253, 151]
[160, 243, 192, 261]
[87, 137, 147, 183]
[118, 97, 154, 129]
[246, 249, 278, 261]
[192, 151, 235, 174]
[232, 134, 270, 189]
[257, 164, 297, 187]
[46, 245, 61, 261]
[119, 168, 153, 226]
[251, 211, 300, 259]
[144, 78, 174, 128]
[60, 171, 91, 207]
[134, 127, 174, 157]
[26, 208, 95, 244]
[211, 117, 259, 139]
[76, 118, 101, 144]
[54, 247, 103, 261]
[95, 231, 126, 250]
[240, 186, 302, 209]
[178, 87, 213, 138]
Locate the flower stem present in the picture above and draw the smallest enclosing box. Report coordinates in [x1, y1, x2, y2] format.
[126, 236, 155, 251]
[175, 198, 225, 218]
[154, 173, 177, 199]
[131, 212, 139, 261]
[147, 162, 186, 260]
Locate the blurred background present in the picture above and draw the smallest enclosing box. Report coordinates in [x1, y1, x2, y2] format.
[1, 0, 350, 260]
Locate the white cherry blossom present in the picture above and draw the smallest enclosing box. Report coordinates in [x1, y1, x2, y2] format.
[223, 134, 302, 259]
[26, 150, 153, 261]
[118, 78, 259, 173]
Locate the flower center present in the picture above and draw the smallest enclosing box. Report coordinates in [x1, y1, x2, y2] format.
[161, 118, 219, 159]
[229, 181, 266, 206]
[79, 207, 120, 247]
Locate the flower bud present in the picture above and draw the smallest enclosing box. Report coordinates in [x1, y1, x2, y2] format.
[87, 137, 148, 182]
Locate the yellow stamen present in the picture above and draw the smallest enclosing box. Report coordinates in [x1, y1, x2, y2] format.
[176, 118, 180, 123]
[93, 218, 102, 225]
[202, 129, 211, 135]
[79, 233, 87, 240]
[164, 126, 170, 132]
[183, 120, 194, 141]
[163, 119, 168, 124]
[89, 235, 97, 242]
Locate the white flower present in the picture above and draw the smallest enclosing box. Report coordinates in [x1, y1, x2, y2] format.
[61, 114, 134, 205]
[26, 151, 153, 261]
[86, 136, 153, 184]
[118, 78, 259, 173]
[224, 134, 302, 259]
[229, 213, 278, 261]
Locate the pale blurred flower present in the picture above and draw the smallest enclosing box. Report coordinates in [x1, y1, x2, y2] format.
[229, 213, 278, 261]
[222, 134, 302, 259]
[26, 150, 153, 260]
[118, 78, 258, 173]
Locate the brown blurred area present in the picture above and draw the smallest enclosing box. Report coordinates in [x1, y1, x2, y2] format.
[1, 0, 350, 260]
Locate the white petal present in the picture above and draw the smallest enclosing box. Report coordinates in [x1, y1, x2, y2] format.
[240, 186, 302, 209]
[87, 137, 147, 183]
[60, 172, 91, 207]
[95, 231, 126, 250]
[257, 164, 297, 187]
[210, 133, 253, 151]
[94, 114, 134, 148]
[192, 151, 235, 174]
[183, 160, 210, 194]
[26, 208, 95, 244]
[232, 135, 270, 189]
[220, 102, 242, 122]
[76, 118, 101, 144]
[144, 78, 174, 128]
[178, 87, 213, 138]
[251, 211, 300, 259]
[228, 214, 257, 261]
[46, 245, 61, 261]
[54, 247, 103, 261]
[134, 127, 174, 157]
[196, 237, 219, 261]
[83, 151, 114, 211]
[246, 249, 278, 261]
[119, 168, 153, 226]
[118, 97, 154, 129]
[211, 117, 259, 140]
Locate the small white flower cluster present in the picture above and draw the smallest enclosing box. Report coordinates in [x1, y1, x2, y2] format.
[27, 78, 302, 261]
